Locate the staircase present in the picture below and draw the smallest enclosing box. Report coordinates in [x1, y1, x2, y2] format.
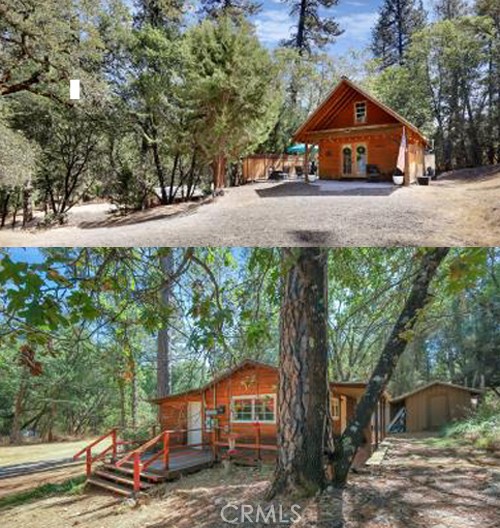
[387, 407, 407, 433]
[87, 461, 163, 496]
[74, 427, 213, 496]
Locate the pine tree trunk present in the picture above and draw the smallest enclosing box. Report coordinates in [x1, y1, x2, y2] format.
[212, 156, 226, 193]
[157, 251, 173, 399]
[22, 182, 33, 228]
[10, 370, 29, 444]
[131, 357, 138, 430]
[296, 0, 307, 53]
[332, 248, 450, 486]
[267, 247, 329, 498]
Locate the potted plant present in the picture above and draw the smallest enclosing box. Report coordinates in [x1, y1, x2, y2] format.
[392, 168, 404, 185]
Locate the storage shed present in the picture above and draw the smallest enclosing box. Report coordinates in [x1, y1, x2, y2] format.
[390, 381, 482, 432]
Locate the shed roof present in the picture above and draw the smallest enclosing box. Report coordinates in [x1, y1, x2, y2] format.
[391, 381, 483, 404]
[293, 76, 429, 145]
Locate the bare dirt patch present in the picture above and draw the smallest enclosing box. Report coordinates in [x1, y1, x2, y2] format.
[1, 435, 498, 527]
[0, 465, 83, 499]
[0, 166, 499, 247]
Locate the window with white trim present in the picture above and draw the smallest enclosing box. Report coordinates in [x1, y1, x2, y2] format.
[231, 395, 276, 423]
[332, 397, 340, 420]
[355, 102, 367, 123]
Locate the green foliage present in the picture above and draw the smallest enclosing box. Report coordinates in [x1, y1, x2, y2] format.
[367, 64, 434, 135]
[442, 391, 500, 450]
[184, 16, 282, 165]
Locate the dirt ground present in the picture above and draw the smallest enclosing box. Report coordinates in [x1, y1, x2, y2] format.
[0, 167, 499, 247]
[1, 434, 498, 527]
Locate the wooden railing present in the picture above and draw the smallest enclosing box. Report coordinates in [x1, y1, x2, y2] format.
[115, 427, 209, 493]
[73, 428, 118, 477]
[213, 422, 277, 460]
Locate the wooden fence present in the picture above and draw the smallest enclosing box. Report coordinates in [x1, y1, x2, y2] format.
[241, 154, 305, 182]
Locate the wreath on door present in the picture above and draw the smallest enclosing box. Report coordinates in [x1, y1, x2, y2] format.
[357, 146, 366, 155]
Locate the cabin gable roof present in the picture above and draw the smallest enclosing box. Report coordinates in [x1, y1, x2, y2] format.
[293, 77, 428, 144]
[151, 359, 277, 404]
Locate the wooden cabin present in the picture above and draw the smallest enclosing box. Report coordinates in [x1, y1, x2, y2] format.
[293, 77, 429, 185]
[331, 382, 390, 449]
[152, 360, 389, 459]
[390, 381, 482, 433]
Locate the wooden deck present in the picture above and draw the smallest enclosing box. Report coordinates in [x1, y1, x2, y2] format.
[142, 447, 214, 476]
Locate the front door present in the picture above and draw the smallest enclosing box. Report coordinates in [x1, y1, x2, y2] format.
[187, 401, 202, 448]
[342, 145, 352, 176]
[355, 145, 367, 177]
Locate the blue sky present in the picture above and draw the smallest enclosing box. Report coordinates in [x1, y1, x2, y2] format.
[253, 0, 384, 55]
[252, 0, 441, 56]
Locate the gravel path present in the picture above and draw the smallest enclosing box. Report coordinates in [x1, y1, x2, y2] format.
[1, 169, 499, 247]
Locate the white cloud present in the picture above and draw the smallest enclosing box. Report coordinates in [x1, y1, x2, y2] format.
[337, 12, 378, 43]
[254, 9, 293, 45]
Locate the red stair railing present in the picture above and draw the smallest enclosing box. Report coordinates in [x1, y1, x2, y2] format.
[73, 428, 118, 477]
[115, 429, 171, 493]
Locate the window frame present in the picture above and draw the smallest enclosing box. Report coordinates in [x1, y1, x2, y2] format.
[332, 397, 340, 421]
[354, 101, 367, 124]
[231, 394, 277, 424]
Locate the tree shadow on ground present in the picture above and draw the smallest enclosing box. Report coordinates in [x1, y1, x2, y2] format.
[255, 181, 398, 199]
[77, 201, 203, 229]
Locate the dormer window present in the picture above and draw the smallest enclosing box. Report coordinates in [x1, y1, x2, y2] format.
[355, 102, 367, 123]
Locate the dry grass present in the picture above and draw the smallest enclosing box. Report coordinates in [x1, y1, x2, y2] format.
[0, 438, 96, 466]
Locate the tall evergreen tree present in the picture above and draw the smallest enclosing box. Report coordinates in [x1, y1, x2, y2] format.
[283, 0, 343, 55]
[200, 0, 262, 19]
[372, 0, 426, 68]
[434, 0, 469, 20]
[134, 0, 185, 28]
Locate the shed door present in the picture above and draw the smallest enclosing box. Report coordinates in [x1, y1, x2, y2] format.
[187, 401, 202, 448]
[428, 395, 448, 430]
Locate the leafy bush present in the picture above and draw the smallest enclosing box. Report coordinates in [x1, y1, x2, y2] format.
[443, 391, 500, 450]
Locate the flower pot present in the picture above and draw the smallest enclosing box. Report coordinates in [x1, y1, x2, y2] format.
[392, 175, 404, 185]
[417, 176, 430, 186]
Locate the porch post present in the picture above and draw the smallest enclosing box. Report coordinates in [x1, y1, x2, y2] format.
[404, 132, 410, 185]
[304, 143, 309, 183]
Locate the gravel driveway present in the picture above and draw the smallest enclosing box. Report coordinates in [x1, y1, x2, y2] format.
[1, 169, 499, 247]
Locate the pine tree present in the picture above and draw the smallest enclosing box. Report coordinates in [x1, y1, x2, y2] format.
[134, 0, 185, 28]
[283, 0, 343, 54]
[200, 0, 262, 20]
[372, 0, 426, 68]
[434, 0, 469, 20]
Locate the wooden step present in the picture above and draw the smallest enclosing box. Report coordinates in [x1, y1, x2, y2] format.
[87, 476, 133, 496]
[102, 463, 166, 481]
[94, 469, 153, 490]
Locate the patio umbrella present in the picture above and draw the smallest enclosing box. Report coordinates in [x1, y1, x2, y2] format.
[285, 144, 318, 155]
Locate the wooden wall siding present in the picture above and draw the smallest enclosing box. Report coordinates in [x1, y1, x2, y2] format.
[405, 385, 475, 432]
[159, 393, 203, 445]
[158, 366, 389, 450]
[314, 93, 399, 132]
[204, 363, 279, 444]
[318, 129, 425, 182]
[241, 154, 304, 182]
